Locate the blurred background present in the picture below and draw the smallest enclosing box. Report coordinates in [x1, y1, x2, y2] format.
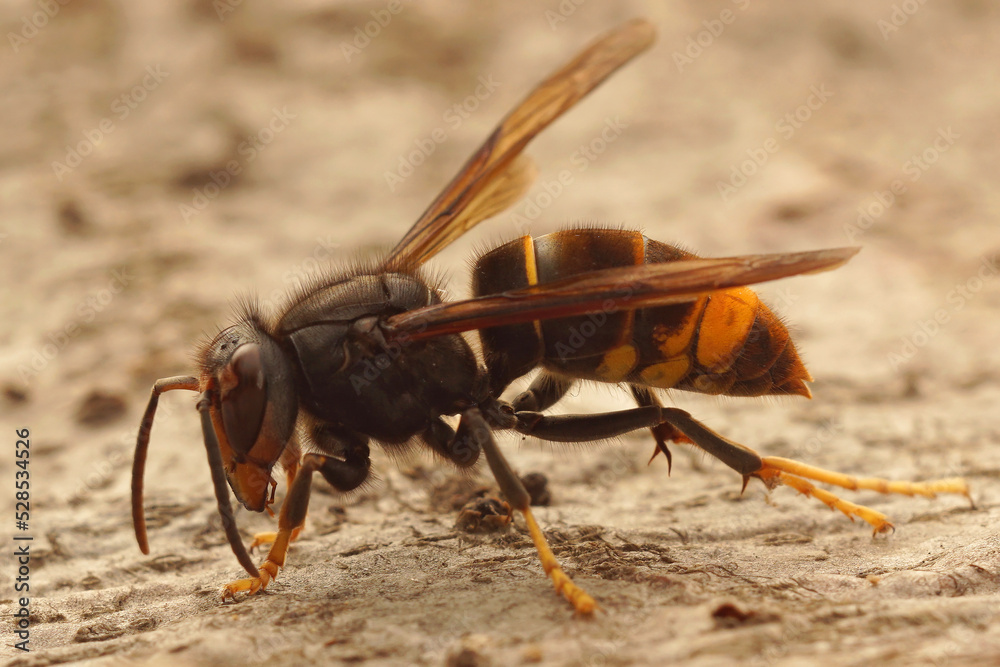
[1, 1, 998, 664]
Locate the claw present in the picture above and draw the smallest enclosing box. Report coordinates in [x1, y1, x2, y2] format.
[754, 462, 897, 534]
[221, 559, 280, 601]
[646, 441, 673, 474]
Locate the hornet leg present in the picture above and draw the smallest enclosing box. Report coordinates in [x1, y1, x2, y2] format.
[222, 433, 371, 600]
[468, 406, 597, 614]
[509, 404, 969, 534]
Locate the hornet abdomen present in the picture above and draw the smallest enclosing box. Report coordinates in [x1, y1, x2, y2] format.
[472, 228, 812, 398]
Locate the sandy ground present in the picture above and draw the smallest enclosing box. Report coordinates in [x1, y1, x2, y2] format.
[2, 1, 1000, 665]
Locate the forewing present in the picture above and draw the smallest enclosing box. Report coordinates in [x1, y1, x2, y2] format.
[426, 154, 538, 252]
[384, 247, 859, 341]
[383, 18, 656, 270]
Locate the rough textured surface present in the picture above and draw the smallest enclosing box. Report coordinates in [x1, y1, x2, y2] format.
[2, 1, 999, 666]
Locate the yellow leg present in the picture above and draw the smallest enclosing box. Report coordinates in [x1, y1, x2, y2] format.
[761, 469, 893, 534]
[222, 457, 313, 601]
[475, 407, 598, 614]
[221, 530, 291, 600]
[754, 457, 970, 535]
[249, 525, 304, 552]
[760, 456, 970, 498]
[249, 462, 308, 552]
[655, 408, 971, 532]
[522, 506, 598, 615]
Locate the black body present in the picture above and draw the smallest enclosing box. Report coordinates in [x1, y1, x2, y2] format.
[206, 227, 806, 512]
[276, 272, 483, 446]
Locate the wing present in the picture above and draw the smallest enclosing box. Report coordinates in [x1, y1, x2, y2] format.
[384, 247, 860, 341]
[382, 18, 656, 270]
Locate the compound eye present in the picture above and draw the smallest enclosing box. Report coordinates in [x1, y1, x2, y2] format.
[219, 344, 267, 458]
